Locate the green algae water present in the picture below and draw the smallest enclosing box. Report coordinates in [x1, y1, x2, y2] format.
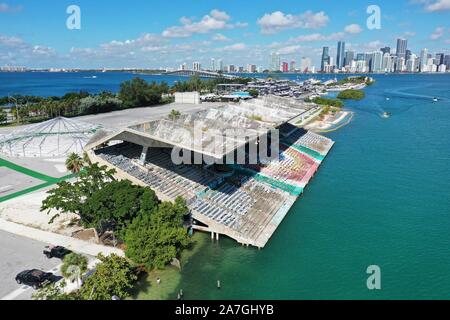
[171, 74, 450, 299]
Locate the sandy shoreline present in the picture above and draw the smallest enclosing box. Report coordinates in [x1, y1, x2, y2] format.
[304, 110, 353, 133]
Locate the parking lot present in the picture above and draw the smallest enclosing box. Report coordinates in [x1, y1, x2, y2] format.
[0, 230, 61, 300]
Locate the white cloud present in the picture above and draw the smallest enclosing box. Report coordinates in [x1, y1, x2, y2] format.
[289, 32, 345, 43]
[344, 24, 363, 34]
[32, 45, 55, 56]
[277, 45, 303, 55]
[0, 3, 22, 13]
[424, 0, 450, 12]
[429, 26, 445, 40]
[210, 9, 230, 21]
[162, 10, 245, 38]
[212, 33, 231, 41]
[257, 10, 329, 34]
[215, 43, 247, 52]
[0, 35, 28, 48]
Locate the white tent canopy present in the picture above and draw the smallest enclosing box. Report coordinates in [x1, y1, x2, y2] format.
[0, 117, 101, 158]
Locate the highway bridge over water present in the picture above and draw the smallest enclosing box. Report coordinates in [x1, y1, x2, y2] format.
[164, 70, 238, 79]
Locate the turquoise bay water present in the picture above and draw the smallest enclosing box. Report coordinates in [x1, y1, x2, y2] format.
[175, 74, 450, 299]
[1, 72, 449, 299]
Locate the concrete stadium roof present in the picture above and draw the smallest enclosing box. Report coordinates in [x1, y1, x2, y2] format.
[85, 97, 315, 159]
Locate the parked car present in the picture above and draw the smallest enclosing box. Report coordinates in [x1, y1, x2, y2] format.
[15, 269, 53, 289]
[43, 245, 71, 259]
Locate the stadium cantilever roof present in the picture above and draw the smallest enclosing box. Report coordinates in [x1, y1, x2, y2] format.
[85, 96, 316, 159]
[0, 117, 101, 158]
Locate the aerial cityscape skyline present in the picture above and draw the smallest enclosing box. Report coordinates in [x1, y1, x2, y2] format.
[0, 0, 449, 70]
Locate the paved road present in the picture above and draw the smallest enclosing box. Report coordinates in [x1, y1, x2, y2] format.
[0, 230, 61, 300]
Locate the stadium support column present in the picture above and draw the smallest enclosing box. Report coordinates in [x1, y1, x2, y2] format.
[139, 146, 148, 165]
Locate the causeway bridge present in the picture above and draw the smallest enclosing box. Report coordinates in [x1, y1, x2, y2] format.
[164, 69, 238, 79]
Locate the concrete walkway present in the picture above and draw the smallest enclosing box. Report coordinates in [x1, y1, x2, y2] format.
[0, 218, 124, 257]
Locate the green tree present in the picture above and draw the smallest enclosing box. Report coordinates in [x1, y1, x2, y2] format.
[32, 281, 77, 300]
[248, 89, 259, 98]
[41, 163, 116, 223]
[119, 78, 162, 108]
[80, 180, 158, 237]
[65, 152, 84, 173]
[337, 89, 365, 100]
[0, 111, 7, 124]
[124, 197, 191, 270]
[79, 254, 137, 300]
[61, 253, 88, 279]
[169, 109, 181, 121]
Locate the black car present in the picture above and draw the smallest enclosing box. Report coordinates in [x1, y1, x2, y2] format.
[15, 269, 53, 289]
[43, 245, 71, 259]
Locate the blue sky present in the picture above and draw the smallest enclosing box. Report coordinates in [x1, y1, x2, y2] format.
[0, 0, 449, 68]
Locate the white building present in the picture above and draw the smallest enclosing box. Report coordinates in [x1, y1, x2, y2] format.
[419, 48, 428, 72]
[300, 57, 312, 72]
[193, 62, 201, 71]
[246, 64, 257, 73]
[371, 51, 383, 72]
[406, 55, 417, 73]
[269, 52, 281, 72]
[438, 64, 447, 73]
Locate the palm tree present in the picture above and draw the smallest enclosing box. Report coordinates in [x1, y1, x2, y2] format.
[169, 109, 181, 122]
[66, 152, 84, 174]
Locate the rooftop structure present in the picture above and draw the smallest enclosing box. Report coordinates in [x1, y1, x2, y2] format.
[0, 117, 101, 158]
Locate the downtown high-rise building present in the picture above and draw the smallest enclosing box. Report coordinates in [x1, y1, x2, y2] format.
[217, 59, 223, 72]
[269, 52, 281, 72]
[300, 57, 312, 72]
[193, 62, 201, 71]
[371, 51, 383, 72]
[210, 58, 216, 71]
[246, 64, 256, 73]
[344, 51, 355, 67]
[289, 60, 296, 72]
[419, 48, 428, 72]
[336, 41, 345, 70]
[396, 38, 408, 59]
[435, 53, 444, 66]
[321, 47, 330, 72]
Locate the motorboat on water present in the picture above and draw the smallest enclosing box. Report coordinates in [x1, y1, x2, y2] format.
[433, 97, 438, 102]
[382, 112, 391, 118]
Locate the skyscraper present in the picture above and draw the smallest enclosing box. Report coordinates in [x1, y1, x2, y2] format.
[336, 41, 345, 70]
[444, 55, 450, 70]
[321, 47, 330, 72]
[300, 57, 312, 72]
[193, 62, 201, 71]
[210, 58, 216, 71]
[435, 53, 444, 66]
[396, 38, 408, 59]
[289, 60, 296, 72]
[269, 52, 281, 72]
[371, 52, 383, 73]
[217, 59, 223, 72]
[344, 51, 355, 67]
[419, 48, 428, 72]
